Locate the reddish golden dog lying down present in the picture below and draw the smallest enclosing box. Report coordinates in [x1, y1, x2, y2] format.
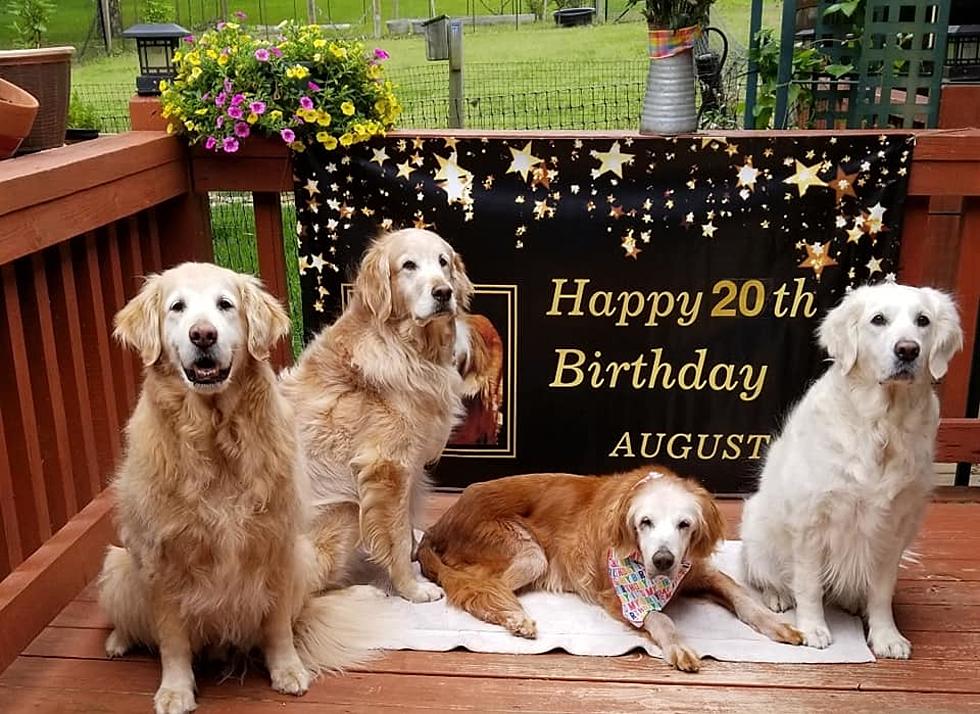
[418, 467, 803, 671]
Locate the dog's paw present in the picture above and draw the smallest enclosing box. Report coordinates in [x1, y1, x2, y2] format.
[663, 643, 701, 672]
[270, 662, 311, 696]
[770, 621, 805, 646]
[105, 629, 130, 658]
[153, 686, 197, 714]
[800, 623, 833, 649]
[762, 588, 794, 613]
[400, 579, 445, 603]
[504, 614, 538, 639]
[868, 628, 911, 659]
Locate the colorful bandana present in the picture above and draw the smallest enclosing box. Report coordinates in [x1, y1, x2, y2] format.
[648, 25, 702, 60]
[608, 550, 691, 627]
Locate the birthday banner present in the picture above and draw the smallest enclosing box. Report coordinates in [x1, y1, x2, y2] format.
[292, 133, 913, 493]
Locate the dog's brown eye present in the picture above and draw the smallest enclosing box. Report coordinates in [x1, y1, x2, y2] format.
[916, 314, 930, 327]
[217, 298, 234, 312]
[639, 517, 652, 528]
[678, 520, 691, 530]
[402, 260, 417, 271]
[170, 300, 185, 313]
[439, 255, 448, 267]
[870, 313, 887, 326]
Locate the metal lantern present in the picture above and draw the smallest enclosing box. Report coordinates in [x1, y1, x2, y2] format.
[121, 23, 190, 96]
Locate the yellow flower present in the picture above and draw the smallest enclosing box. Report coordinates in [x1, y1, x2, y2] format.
[166, 123, 175, 134]
[184, 120, 195, 131]
[341, 101, 355, 116]
[313, 53, 322, 62]
[314, 39, 327, 48]
[158, 79, 169, 91]
[299, 108, 318, 123]
[194, 108, 207, 115]
[316, 110, 331, 127]
[321, 135, 338, 149]
[206, 49, 218, 59]
[190, 66, 203, 81]
[247, 112, 259, 124]
[286, 64, 310, 80]
[186, 51, 201, 65]
[329, 43, 347, 59]
[270, 110, 283, 120]
[218, 54, 229, 66]
[339, 132, 354, 146]
[173, 51, 182, 63]
[290, 141, 306, 152]
[367, 64, 381, 79]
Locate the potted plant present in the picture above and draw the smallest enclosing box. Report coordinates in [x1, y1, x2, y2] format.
[0, 77, 38, 158]
[66, 91, 102, 143]
[0, 0, 74, 152]
[627, 0, 715, 134]
[160, 20, 401, 154]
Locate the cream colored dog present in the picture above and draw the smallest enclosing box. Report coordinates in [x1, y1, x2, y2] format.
[282, 229, 474, 603]
[741, 283, 963, 659]
[99, 263, 388, 714]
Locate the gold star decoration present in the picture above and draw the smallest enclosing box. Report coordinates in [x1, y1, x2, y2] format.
[412, 137, 425, 150]
[309, 253, 327, 273]
[370, 147, 389, 166]
[590, 141, 635, 179]
[444, 137, 458, 149]
[621, 231, 641, 259]
[533, 199, 555, 220]
[412, 212, 431, 229]
[736, 157, 760, 191]
[700, 136, 728, 150]
[380, 218, 394, 231]
[303, 179, 320, 196]
[410, 152, 424, 167]
[846, 225, 864, 243]
[396, 161, 413, 179]
[338, 203, 354, 219]
[531, 164, 556, 190]
[701, 222, 717, 238]
[783, 160, 828, 197]
[830, 166, 858, 203]
[298, 255, 312, 275]
[866, 256, 883, 275]
[433, 152, 474, 205]
[609, 205, 625, 219]
[725, 143, 740, 157]
[507, 141, 543, 182]
[799, 242, 838, 278]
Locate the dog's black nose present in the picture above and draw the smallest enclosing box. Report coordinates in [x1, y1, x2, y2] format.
[189, 322, 218, 349]
[432, 285, 453, 303]
[651, 550, 675, 573]
[894, 340, 920, 363]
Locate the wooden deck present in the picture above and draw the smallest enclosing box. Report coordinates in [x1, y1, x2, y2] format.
[3, 496, 980, 713]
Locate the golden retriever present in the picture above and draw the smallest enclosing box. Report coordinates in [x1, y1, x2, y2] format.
[281, 228, 474, 602]
[451, 313, 505, 446]
[418, 467, 803, 671]
[98, 263, 388, 714]
[741, 283, 962, 658]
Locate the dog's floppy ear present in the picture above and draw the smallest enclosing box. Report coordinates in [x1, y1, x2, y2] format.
[921, 287, 963, 380]
[609, 473, 647, 557]
[355, 239, 392, 322]
[451, 251, 474, 311]
[240, 275, 291, 361]
[818, 289, 862, 374]
[114, 274, 163, 366]
[687, 481, 725, 561]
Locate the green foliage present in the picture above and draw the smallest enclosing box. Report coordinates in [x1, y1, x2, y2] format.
[141, 0, 174, 23]
[823, 0, 864, 20]
[622, 0, 716, 29]
[750, 27, 854, 128]
[67, 91, 103, 129]
[4, 0, 54, 48]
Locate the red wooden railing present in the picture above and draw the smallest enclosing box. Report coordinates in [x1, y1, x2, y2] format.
[0, 104, 977, 674]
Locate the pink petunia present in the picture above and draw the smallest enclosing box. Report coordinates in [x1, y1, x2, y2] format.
[216, 116, 224, 127]
[183, 35, 195, 44]
[227, 105, 244, 120]
[280, 128, 295, 143]
[216, 21, 226, 30]
[374, 48, 389, 60]
[299, 96, 314, 110]
[223, 78, 233, 92]
[231, 93, 245, 106]
[204, 136, 217, 150]
[234, 10, 247, 20]
[234, 122, 250, 138]
[215, 91, 227, 107]
[254, 48, 270, 62]
[249, 101, 266, 114]
[307, 81, 321, 92]
[222, 137, 239, 153]
[271, 46, 283, 58]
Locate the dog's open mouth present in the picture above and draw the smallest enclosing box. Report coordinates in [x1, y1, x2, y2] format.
[184, 356, 231, 385]
[886, 367, 916, 383]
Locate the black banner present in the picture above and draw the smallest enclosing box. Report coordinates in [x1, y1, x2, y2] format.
[292, 133, 913, 492]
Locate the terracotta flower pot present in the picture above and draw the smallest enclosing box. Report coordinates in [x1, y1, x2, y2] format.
[0, 77, 39, 159]
[0, 47, 74, 152]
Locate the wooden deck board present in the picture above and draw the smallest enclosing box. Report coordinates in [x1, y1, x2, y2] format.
[3, 499, 980, 711]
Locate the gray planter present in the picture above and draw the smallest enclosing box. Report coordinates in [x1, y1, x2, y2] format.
[639, 49, 697, 135]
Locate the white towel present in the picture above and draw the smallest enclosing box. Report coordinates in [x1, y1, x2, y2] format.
[367, 540, 875, 664]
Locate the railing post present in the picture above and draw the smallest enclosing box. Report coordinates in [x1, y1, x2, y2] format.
[253, 191, 291, 369]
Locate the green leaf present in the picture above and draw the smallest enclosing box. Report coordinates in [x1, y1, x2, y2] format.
[825, 63, 854, 78]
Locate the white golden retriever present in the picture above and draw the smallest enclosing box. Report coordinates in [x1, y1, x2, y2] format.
[281, 229, 475, 603]
[100, 263, 388, 714]
[741, 282, 963, 658]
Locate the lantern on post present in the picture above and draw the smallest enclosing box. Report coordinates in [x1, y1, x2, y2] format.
[121, 23, 190, 96]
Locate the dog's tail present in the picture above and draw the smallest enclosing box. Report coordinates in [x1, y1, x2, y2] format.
[417, 538, 510, 616]
[293, 584, 397, 675]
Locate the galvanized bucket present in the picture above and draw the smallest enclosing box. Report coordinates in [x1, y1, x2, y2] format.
[640, 49, 697, 135]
